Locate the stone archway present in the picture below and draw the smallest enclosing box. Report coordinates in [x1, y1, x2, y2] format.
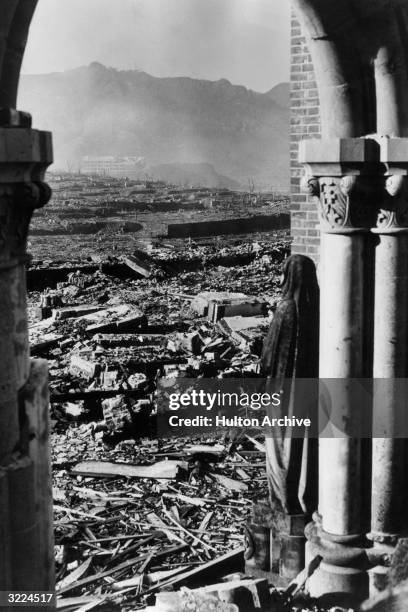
[0, 1, 38, 108]
[293, 0, 408, 604]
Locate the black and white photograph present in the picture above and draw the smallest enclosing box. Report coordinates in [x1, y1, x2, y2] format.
[0, 1, 407, 611]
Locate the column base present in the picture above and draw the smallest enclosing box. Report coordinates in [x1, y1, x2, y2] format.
[365, 532, 405, 599]
[368, 565, 389, 597]
[308, 560, 369, 607]
[305, 517, 370, 606]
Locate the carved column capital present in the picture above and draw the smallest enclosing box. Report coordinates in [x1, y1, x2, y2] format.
[371, 137, 408, 233]
[0, 127, 53, 263]
[299, 137, 382, 234]
[0, 180, 51, 262]
[373, 175, 408, 233]
[301, 174, 378, 233]
[301, 138, 408, 234]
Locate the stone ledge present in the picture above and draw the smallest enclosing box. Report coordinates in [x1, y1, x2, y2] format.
[0, 128, 53, 164]
[299, 138, 380, 165]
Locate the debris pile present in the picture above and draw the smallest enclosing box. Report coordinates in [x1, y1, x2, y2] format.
[28, 239, 288, 420]
[29, 172, 290, 261]
[52, 434, 270, 611]
[26, 235, 343, 610]
[52, 429, 348, 611]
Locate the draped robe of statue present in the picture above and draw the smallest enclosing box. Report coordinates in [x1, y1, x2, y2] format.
[260, 255, 319, 516]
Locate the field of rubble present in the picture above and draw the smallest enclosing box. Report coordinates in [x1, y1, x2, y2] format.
[28, 173, 289, 261]
[27, 188, 346, 611]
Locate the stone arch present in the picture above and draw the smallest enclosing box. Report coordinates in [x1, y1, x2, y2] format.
[293, 0, 408, 137]
[0, 1, 38, 108]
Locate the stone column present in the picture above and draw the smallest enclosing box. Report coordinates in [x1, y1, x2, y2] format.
[369, 139, 408, 594]
[0, 111, 53, 599]
[0, 113, 52, 465]
[299, 138, 378, 606]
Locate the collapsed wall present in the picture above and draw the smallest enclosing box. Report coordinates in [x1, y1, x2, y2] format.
[167, 214, 289, 238]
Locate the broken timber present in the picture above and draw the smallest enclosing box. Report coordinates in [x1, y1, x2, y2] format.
[50, 388, 147, 403]
[145, 547, 245, 593]
[71, 460, 188, 480]
[57, 544, 188, 595]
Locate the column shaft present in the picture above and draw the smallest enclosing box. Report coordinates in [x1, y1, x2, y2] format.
[372, 234, 408, 541]
[320, 233, 365, 378]
[319, 233, 365, 536]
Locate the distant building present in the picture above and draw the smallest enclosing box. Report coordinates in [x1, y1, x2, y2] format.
[81, 156, 145, 179]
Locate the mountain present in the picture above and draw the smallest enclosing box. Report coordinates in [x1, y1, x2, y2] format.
[266, 82, 289, 108]
[19, 63, 289, 190]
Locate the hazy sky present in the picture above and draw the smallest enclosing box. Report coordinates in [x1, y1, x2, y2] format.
[22, 0, 289, 92]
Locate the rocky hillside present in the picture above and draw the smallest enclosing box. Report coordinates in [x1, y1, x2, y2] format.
[19, 63, 289, 189]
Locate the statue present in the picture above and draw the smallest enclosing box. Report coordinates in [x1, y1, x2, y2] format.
[260, 254, 319, 516]
[242, 255, 320, 580]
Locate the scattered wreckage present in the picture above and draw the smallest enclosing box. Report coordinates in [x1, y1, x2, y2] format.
[26, 238, 352, 610]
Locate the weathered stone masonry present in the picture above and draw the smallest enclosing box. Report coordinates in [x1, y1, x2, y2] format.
[290, 12, 321, 260]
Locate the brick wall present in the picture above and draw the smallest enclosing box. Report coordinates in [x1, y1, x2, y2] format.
[290, 12, 321, 261]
